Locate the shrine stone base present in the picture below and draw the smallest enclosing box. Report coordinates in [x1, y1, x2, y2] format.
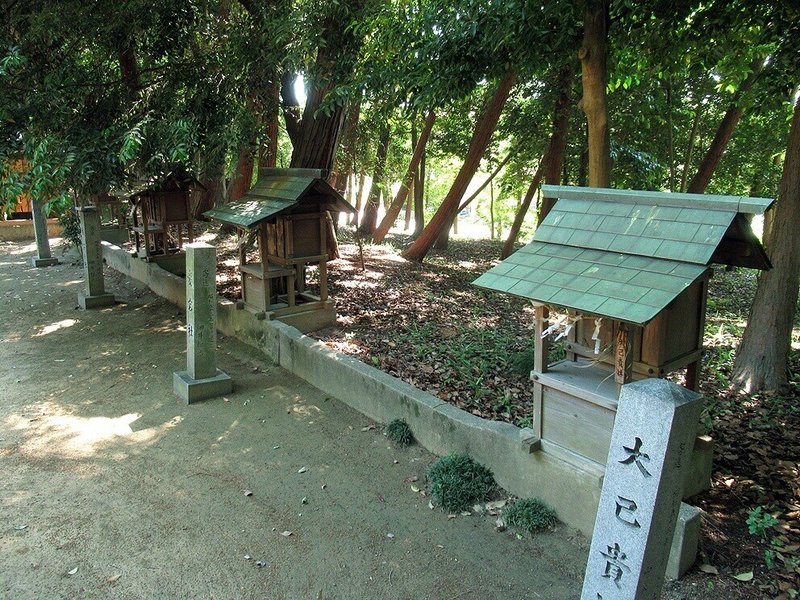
[78, 292, 115, 309]
[272, 300, 336, 333]
[100, 226, 129, 245]
[173, 369, 232, 404]
[666, 503, 702, 579]
[30, 257, 59, 267]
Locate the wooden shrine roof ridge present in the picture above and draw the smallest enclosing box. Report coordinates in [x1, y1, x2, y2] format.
[541, 185, 774, 215]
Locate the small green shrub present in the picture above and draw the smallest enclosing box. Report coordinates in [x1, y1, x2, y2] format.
[57, 209, 82, 256]
[504, 498, 558, 533]
[386, 419, 414, 446]
[746, 506, 779, 540]
[426, 453, 495, 512]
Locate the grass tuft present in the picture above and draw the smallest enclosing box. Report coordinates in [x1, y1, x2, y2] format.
[504, 498, 558, 533]
[386, 419, 414, 446]
[426, 453, 495, 512]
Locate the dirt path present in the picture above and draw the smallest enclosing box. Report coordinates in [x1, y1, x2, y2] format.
[0, 240, 585, 600]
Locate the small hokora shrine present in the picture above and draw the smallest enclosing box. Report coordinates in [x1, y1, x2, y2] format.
[474, 185, 772, 478]
[116, 170, 202, 275]
[204, 168, 355, 333]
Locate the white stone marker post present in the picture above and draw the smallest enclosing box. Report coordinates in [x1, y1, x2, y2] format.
[173, 242, 232, 404]
[29, 198, 59, 267]
[77, 206, 115, 308]
[581, 378, 702, 600]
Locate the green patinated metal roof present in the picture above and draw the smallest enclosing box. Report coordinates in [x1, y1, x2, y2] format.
[473, 185, 773, 325]
[204, 168, 355, 228]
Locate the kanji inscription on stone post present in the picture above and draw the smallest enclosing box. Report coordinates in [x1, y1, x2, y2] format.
[581, 378, 702, 600]
[173, 243, 232, 404]
[77, 206, 115, 309]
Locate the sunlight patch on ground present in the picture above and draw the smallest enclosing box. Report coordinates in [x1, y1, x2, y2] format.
[338, 279, 379, 290]
[57, 279, 83, 287]
[378, 253, 407, 263]
[148, 321, 181, 334]
[33, 318, 78, 337]
[6, 402, 184, 461]
[9, 242, 37, 255]
[288, 401, 322, 420]
[213, 419, 241, 445]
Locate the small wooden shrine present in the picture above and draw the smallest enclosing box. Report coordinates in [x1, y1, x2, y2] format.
[119, 171, 200, 274]
[204, 168, 355, 332]
[474, 185, 772, 473]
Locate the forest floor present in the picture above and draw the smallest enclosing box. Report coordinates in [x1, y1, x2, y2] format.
[213, 226, 800, 600]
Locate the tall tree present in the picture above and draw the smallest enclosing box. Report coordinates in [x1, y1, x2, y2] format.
[579, 0, 611, 187]
[732, 95, 800, 391]
[287, 0, 370, 173]
[402, 71, 517, 262]
[373, 111, 436, 243]
[357, 125, 390, 235]
[500, 63, 573, 259]
[686, 57, 765, 193]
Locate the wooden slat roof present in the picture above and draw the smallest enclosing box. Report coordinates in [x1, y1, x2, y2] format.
[204, 169, 355, 228]
[473, 185, 773, 325]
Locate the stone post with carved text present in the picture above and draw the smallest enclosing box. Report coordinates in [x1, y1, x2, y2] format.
[173, 242, 232, 403]
[77, 206, 115, 309]
[581, 378, 702, 600]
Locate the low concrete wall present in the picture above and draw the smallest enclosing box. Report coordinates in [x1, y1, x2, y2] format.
[100, 242, 703, 549]
[0, 218, 62, 241]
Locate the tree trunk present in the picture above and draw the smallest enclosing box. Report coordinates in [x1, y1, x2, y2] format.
[230, 146, 255, 201]
[538, 63, 573, 220]
[350, 171, 366, 225]
[680, 106, 703, 192]
[500, 158, 545, 259]
[500, 63, 573, 259]
[290, 80, 348, 173]
[666, 78, 675, 192]
[117, 41, 142, 95]
[404, 178, 413, 230]
[373, 112, 436, 243]
[579, 0, 611, 188]
[732, 97, 800, 392]
[280, 71, 302, 150]
[259, 103, 279, 171]
[456, 149, 514, 214]
[489, 180, 495, 239]
[330, 99, 362, 193]
[357, 127, 390, 235]
[403, 71, 517, 262]
[412, 149, 425, 237]
[687, 57, 765, 194]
